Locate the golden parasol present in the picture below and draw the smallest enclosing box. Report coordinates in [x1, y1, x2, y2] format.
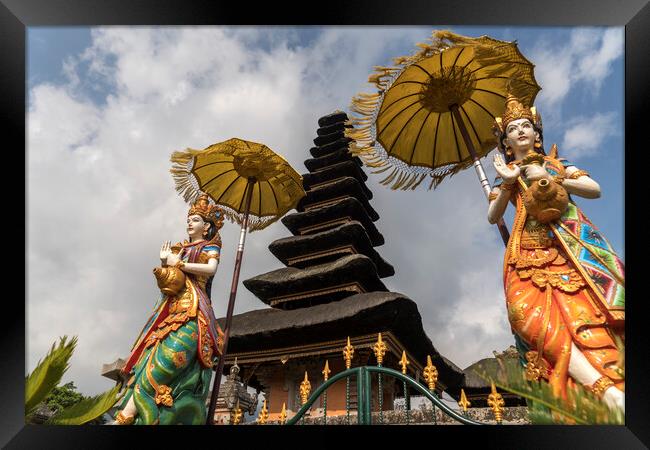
[347, 30, 541, 244]
[170, 138, 306, 424]
[171, 137, 305, 231]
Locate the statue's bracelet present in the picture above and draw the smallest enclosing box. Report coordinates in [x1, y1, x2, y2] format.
[499, 181, 517, 192]
[553, 175, 565, 185]
[568, 169, 590, 180]
[175, 260, 185, 270]
[589, 376, 615, 398]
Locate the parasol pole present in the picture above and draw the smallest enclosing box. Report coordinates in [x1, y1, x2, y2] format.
[206, 177, 256, 425]
[450, 105, 510, 246]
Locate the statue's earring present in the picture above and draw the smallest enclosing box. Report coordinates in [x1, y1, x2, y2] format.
[534, 139, 542, 149]
[505, 146, 513, 157]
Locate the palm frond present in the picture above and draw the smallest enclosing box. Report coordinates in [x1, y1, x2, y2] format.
[46, 384, 124, 425]
[25, 336, 78, 416]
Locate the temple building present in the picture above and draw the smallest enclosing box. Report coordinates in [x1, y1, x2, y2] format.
[218, 111, 466, 421]
[99, 110, 515, 424]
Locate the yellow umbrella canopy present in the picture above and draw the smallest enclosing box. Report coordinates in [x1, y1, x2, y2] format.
[170, 138, 305, 231]
[347, 30, 541, 190]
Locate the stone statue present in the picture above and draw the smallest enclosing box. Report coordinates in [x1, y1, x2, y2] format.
[112, 194, 225, 425]
[488, 95, 625, 413]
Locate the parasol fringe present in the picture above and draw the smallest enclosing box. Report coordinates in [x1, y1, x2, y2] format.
[215, 196, 287, 233]
[392, 172, 407, 190]
[347, 117, 374, 125]
[371, 165, 392, 175]
[170, 148, 205, 203]
[401, 174, 416, 190]
[380, 167, 399, 186]
[410, 173, 428, 190]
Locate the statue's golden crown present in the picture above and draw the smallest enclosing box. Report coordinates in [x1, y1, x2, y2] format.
[493, 94, 540, 134]
[188, 193, 224, 229]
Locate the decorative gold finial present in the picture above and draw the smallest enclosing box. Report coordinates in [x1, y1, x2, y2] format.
[372, 333, 388, 366]
[343, 336, 355, 369]
[188, 193, 225, 230]
[458, 388, 471, 412]
[322, 360, 331, 381]
[423, 355, 438, 392]
[257, 399, 269, 424]
[487, 382, 505, 424]
[399, 350, 410, 375]
[230, 399, 243, 425]
[279, 402, 287, 424]
[300, 371, 311, 405]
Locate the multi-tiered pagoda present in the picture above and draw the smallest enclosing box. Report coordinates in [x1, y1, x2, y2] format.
[218, 111, 465, 421]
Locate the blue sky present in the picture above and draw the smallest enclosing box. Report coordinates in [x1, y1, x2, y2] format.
[27, 26, 624, 397]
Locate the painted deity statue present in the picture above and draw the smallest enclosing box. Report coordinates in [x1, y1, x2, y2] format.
[488, 95, 625, 413]
[113, 194, 225, 425]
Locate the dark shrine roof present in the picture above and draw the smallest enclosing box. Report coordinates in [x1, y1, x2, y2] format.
[309, 137, 353, 159]
[304, 147, 362, 173]
[302, 160, 372, 199]
[268, 220, 394, 278]
[282, 197, 384, 246]
[318, 110, 348, 127]
[216, 292, 465, 390]
[297, 176, 379, 221]
[243, 253, 388, 308]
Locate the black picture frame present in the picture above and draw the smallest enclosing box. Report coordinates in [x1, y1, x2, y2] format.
[4, 0, 647, 447]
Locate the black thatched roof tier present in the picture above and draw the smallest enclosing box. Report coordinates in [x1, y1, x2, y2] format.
[216, 292, 465, 390]
[302, 160, 371, 199]
[304, 147, 362, 173]
[297, 176, 378, 221]
[281, 196, 384, 246]
[309, 137, 353, 158]
[316, 121, 351, 136]
[242, 254, 387, 309]
[268, 221, 394, 277]
[318, 110, 348, 127]
[313, 129, 345, 147]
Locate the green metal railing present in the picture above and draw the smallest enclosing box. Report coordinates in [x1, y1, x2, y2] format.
[285, 366, 486, 425]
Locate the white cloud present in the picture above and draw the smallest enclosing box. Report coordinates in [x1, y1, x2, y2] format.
[560, 111, 619, 160]
[531, 27, 623, 118]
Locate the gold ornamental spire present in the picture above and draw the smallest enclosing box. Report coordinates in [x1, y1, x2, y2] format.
[399, 350, 410, 375]
[458, 388, 471, 412]
[343, 336, 355, 369]
[322, 360, 331, 381]
[487, 382, 505, 424]
[300, 371, 311, 406]
[257, 399, 269, 424]
[279, 402, 287, 424]
[423, 355, 438, 392]
[230, 399, 243, 425]
[373, 333, 388, 366]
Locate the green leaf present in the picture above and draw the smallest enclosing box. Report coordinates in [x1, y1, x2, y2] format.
[46, 384, 124, 425]
[25, 336, 78, 417]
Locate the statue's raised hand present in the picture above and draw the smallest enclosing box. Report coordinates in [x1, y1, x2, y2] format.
[160, 240, 172, 263]
[493, 153, 520, 185]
